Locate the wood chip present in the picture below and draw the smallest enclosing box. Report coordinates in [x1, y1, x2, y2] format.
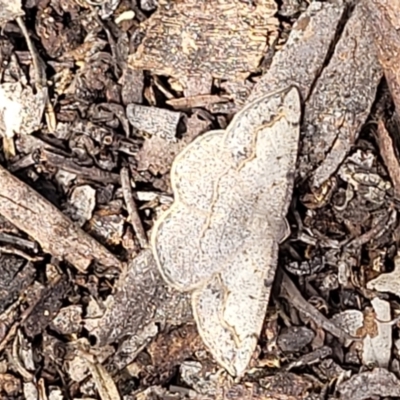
[0, 82, 47, 158]
[129, 0, 279, 81]
[367, 250, 400, 296]
[0, 165, 121, 272]
[362, 298, 391, 368]
[136, 111, 212, 176]
[126, 104, 182, 142]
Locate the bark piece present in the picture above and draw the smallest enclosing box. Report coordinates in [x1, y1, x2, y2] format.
[300, 3, 382, 187]
[0, 256, 35, 313]
[336, 368, 400, 400]
[136, 111, 212, 176]
[364, 0, 400, 120]
[247, 0, 346, 103]
[22, 276, 70, 337]
[0, 165, 121, 272]
[277, 326, 315, 353]
[126, 104, 181, 142]
[129, 0, 279, 81]
[151, 87, 301, 377]
[90, 248, 191, 346]
[148, 324, 204, 377]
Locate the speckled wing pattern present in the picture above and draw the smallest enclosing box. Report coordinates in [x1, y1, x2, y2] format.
[151, 86, 301, 376]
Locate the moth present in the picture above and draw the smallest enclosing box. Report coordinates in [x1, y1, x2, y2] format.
[151, 86, 301, 376]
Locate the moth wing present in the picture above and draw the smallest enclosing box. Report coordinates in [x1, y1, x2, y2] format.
[192, 237, 278, 376]
[171, 129, 229, 211]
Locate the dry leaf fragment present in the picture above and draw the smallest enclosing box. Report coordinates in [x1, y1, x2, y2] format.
[129, 0, 278, 81]
[151, 87, 301, 376]
[0, 0, 24, 26]
[330, 309, 364, 342]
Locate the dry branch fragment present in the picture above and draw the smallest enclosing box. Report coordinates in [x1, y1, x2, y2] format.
[126, 104, 181, 142]
[247, 0, 346, 103]
[364, 0, 400, 120]
[80, 352, 121, 400]
[129, 0, 278, 81]
[375, 119, 400, 199]
[282, 272, 355, 342]
[90, 249, 191, 346]
[300, 2, 382, 187]
[0, 165, 121, 272]
[120, 167, 147, 248]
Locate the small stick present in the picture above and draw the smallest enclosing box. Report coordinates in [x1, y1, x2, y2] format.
[375, 119, 400, 200]
[120, 167, 148, 248]
[0, 165, 121, 272]
[281, 271, 361, 342]
[0, 232, 38, 252]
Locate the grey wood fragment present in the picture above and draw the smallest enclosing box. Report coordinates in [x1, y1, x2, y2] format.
[90, 248, 191, 346]
[300, 2, 382, 187]
[247, 0, 346, 103]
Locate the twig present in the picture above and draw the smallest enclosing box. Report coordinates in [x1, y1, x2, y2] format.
[375, 119, 400, 199]
[120, 167, 148, 248]
[281, 271, 361, 342]
[0, 232, 38, 252]
[0, 164, 121, 272]
[16, 16, 56, 132]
